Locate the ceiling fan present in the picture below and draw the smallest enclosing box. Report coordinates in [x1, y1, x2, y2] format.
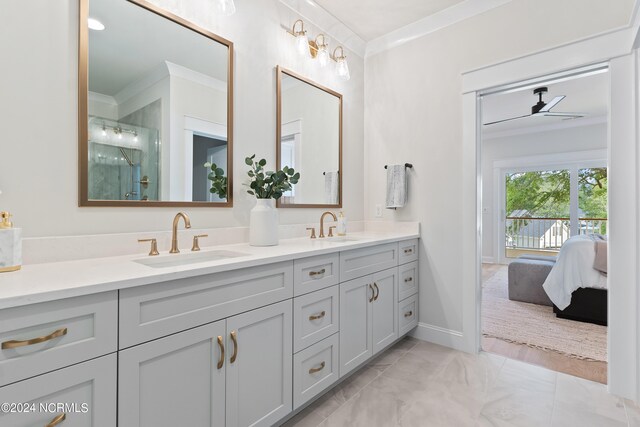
[483, 86, 586, 126]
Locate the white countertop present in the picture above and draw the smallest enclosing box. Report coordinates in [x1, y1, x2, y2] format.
[0, 230, 419, 310]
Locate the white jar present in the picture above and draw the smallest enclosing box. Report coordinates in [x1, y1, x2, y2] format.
[249, 199, 279, 246]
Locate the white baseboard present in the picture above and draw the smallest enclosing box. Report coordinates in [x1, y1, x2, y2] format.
[482, 256, 496, 264]
[409, 322, 471, 353]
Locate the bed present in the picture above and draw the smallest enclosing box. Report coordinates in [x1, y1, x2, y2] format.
[542, 234, 608, 326]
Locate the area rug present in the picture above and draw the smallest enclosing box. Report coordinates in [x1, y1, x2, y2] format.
[482, 267, 607, 362]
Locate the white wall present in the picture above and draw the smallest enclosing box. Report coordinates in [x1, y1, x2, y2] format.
[0, 0, 364, 237]
[364, 0, 633, 339]
[481, 123, 608, 262]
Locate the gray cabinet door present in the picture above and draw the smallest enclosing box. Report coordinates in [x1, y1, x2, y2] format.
[0, 354, 117, 427]
[225, 300, 292, 427]
[339, 275, 373, 377]
[118, 320, 226, 427]
[372, 267, 399, 355]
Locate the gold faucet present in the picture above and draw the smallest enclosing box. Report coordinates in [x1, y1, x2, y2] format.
[319, 211, 337, 238]
[170, 212, 192, 253]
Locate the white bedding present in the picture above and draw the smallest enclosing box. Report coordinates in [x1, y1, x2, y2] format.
[542, 235, 608, 310]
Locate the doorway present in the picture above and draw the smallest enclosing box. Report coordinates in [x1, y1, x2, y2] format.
[478, 68, 609, 383]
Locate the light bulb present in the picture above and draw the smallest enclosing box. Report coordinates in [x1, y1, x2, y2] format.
[134, 135, 138, 142]
[296, 33, 310, 57]
[336, 58, 350, 80]
[215, 0, 236, 16]
[318, 47, 329, 68]
[118, 132, 122, 140]
[101, 126, 107, 136]
[88, 18, 105, 31]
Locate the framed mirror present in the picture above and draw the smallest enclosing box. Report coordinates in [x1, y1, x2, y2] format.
[276, 67, 342, 208]
[79, 0, 233, 207]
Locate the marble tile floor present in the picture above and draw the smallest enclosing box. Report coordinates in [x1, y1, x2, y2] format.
[281, 337, 639, 427]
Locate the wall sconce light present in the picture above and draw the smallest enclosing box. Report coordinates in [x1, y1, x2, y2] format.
[290, 20, 310, 58]
[287, 20, 351, 80]
[332, 46, 350, 81]
[215, 0, 236, 16]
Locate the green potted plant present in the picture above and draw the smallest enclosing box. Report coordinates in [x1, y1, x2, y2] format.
[203, 162, 228, 200]
[244, 154, 300, 246]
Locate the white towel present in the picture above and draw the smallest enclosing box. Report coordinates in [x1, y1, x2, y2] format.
[386, 165, 407, 209]
[325, 171, 339, 204]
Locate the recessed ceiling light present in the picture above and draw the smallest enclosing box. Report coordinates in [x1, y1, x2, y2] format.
[88, 18, 105, 31]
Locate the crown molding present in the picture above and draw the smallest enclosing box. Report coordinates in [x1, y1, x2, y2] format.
[279, 0, 366, 58]
[365, 0, 512, 58]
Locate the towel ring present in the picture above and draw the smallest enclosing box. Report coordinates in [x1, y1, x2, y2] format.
[384, 163, 413, 169]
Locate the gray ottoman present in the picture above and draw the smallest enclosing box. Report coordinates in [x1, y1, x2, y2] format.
[508, 256, 556, 306]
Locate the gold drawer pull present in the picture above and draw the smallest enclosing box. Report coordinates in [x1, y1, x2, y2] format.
[309, 361, 325, 374]
[404, 248, 413, 254]
[2, 327, 68, 350]
[309, 268, 326, 277]
[308, 311, 326, 321]
[46, 413, 66, 427]
[404, 277, 413, 283]
[216, 336, 225, 369]
[404, 311, 413, 318]
[230, 331, 238, 364]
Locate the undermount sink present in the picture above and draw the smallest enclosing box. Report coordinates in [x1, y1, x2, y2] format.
[321, 236, 364, 243]
[134, 250, 248, 269]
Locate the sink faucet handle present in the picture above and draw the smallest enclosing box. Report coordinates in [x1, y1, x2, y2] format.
[192, 234, 209, 252]
[328, 226, 337, 237]
[306, 227, 317, 239]
[138, 238, 160, 256]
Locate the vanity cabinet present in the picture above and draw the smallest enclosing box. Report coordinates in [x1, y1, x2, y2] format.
[0, 354, 117, 427]
[339, 267, 399, 377]
[119, 300, 292, 427]
[0, 235, 419, 427]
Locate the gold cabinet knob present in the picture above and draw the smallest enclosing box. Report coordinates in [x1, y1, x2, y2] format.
[138, 238, 159, 256]
[192, 234, 208, 252]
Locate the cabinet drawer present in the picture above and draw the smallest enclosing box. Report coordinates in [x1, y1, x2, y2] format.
[398, 261, 419, 301]
[120, 261, 293, 348]
[0, 353, 117, 427]
[0, 292, 117, 387]
[398, 239, 419, 264]
[294, 253, 339, 296]
[294, 286, 339, 352]
[399, 294, 418, 336]
[293, 333, 339, 410]
[340, 243, 398, 282]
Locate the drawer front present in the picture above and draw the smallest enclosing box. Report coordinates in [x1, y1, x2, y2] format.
[0, 353, 117, 427]
[340, 243, 398, 282]
[294, 253, 340, 296]
[293, 333, 339, 410]
[398, 239, 419, 264]
[0, 292, 118, 387]
[399, 294, 419, 336]
[120, 261, 293, 348]
[293, 286, 339, 352]
[398, 261, 419, 301]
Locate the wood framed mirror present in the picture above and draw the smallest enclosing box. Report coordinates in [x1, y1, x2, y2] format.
[79, 0, 234, 207]
[276, 66, 342, 208]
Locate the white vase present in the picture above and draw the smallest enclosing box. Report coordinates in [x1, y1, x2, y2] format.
[249, 198, 279, 246]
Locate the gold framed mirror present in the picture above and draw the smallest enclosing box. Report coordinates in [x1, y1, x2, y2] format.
[276, 66, 342, 208]
[79, 0, 234, 207]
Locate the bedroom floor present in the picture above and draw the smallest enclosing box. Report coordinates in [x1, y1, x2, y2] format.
[481, 264, 607, 384]
[282, 337, 638, 427]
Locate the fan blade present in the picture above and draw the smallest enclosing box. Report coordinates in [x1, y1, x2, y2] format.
[483, 114, 531, 126]
[538, 95, 565, 112]
[539, 112, 585, 118]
